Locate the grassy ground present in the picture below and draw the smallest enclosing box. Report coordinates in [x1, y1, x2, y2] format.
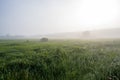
[0, 39, 120, 80]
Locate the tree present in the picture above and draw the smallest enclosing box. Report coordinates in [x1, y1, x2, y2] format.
[82, 31, 90, 37]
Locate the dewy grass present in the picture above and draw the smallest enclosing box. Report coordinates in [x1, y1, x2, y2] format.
[0, 39, 120, 80]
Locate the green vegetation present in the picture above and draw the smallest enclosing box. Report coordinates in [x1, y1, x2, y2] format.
[0, 39, 120, 80]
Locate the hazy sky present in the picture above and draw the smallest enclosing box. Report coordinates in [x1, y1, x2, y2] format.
[0, 0, 120, 35]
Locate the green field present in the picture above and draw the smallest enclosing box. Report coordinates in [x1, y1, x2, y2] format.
[0, 39, 120, 80]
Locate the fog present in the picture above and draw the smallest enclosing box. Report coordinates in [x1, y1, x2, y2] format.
[0, 0, 120, 37]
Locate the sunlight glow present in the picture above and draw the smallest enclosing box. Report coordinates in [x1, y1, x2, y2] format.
[0, 0, 119, 35]
[76, 0, 118, 28]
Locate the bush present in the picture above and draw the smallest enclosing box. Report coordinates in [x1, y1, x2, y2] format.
[40, 37, 48, 42]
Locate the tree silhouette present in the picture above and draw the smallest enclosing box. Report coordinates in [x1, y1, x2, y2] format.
[82, 31, 90, 37]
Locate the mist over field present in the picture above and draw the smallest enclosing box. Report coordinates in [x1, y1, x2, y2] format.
[1, 28, 120, 39]
[1, 0, 120, 80]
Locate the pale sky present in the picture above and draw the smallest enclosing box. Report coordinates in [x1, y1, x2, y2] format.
[0, 0, 120, 35]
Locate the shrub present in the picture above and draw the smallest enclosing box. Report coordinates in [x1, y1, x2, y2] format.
[40, 37, 48, 42]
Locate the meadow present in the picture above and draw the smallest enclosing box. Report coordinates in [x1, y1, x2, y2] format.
[0, 39, 120, 80]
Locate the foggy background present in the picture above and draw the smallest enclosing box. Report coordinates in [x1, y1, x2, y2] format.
[0, 0, 120, 38]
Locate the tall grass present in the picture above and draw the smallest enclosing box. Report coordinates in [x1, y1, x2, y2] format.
[0, 40, 120, 80]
